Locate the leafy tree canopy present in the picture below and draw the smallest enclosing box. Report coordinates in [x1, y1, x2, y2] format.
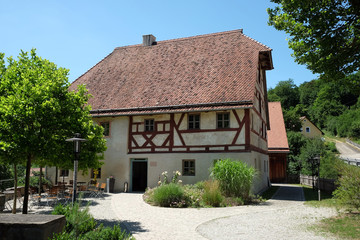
[0, 49, 107, 213]
[0, 49, 106, 170]
[267, 79, 299, 110]
[268, 0, 360, 80]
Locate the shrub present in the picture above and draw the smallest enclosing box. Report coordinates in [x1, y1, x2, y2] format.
[152, 183, 185, 207]
[82, 225, 131, 240]
[52, 200, 131, 240]
[182, 184, 204, 208]
[194, 181, 205, 190]
[52, 200, 96, 237]
[202, 180, 223, 207]
[333, 164, 360, 210]
[319, 153, 343, 179]
[211, 159, 255, 200]
[53, 225, 132, 240]
[324, 141, 338, 153]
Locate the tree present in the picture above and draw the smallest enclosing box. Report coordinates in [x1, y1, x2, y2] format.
[309, 84, 346, 128]
[0, 49, 107, 213]
[268, 0, 360, 80]
[287, 131, 307, 177]
[283, 104, 307, 131]
[299, 137, 326, 176]
[267, 79, 299, 110]
[299, 80, 321, 107]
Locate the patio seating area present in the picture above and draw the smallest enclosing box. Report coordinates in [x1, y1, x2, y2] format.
[0, 181, 108, 213]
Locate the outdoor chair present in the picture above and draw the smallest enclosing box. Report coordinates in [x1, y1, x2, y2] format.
[90, 183, 106, 198]
[79, 184, 91, 197]
[28, 189, 42, 209]
[89, 183, 100, 198]
[46, 187, 59, 206]
[97, 183, 106, 198]
[62, 188, 72, 204]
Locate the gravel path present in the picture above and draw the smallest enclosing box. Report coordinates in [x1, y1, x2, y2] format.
[107, 185, 338, 240]
[25, 185, 338, 239]
[196, 200, 337, 240]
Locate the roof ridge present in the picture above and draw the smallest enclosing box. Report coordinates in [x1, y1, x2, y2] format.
[158, 29, 244, 44]
[114, 29, 245, 51]
[241, 33, 272, 50]
[71, 51, 114, 86]
[113, 29, 272, 52]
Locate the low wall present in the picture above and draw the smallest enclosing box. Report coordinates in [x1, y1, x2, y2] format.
[300, 174, 337, 193]
[0, 214, 65, 240]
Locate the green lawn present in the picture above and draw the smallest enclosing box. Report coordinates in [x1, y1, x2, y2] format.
[301, 185, 360, 239]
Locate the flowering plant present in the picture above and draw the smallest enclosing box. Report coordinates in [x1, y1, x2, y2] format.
[171, 170, 181, 183]
[158, 170, 182, 186]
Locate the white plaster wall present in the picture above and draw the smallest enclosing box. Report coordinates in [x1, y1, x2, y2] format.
[59, 110, 269, 194]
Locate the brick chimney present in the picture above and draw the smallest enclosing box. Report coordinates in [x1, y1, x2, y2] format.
[143, 34, 157, 46]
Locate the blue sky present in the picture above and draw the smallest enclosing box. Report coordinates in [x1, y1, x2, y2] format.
[0, 0, 318, 89]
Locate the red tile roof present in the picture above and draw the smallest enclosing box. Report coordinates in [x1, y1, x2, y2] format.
[70, 29, 272, 116]
[267, 102, 289, 153]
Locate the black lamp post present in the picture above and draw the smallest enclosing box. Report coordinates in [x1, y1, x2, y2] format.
[66, 133, 87, 204]
[314, 155, 321, 201]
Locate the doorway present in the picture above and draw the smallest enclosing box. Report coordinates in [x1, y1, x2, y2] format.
[131, 159, 148, 192]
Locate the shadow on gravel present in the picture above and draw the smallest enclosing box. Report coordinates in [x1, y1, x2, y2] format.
[121, 220, 148, 234]
[271, 186, 305, 201]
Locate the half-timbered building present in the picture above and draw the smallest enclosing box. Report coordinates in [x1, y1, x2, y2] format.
[61, 30, 273, 193]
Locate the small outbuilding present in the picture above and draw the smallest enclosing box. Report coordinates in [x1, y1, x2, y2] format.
[267, 102, 289, 183]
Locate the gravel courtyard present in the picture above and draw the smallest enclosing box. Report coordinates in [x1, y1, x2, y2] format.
[15, 184, 338, 240]
[96, 184, 338, 240]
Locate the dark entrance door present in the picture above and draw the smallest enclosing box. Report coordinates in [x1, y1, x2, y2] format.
[131, 160, 148, 192]
[269, 153, 287, 183]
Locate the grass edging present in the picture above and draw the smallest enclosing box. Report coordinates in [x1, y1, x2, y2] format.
[301, 184, 360, 239]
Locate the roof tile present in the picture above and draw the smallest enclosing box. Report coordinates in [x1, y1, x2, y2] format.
[267, 102, 290, 152]
[70, 29, 272, 113]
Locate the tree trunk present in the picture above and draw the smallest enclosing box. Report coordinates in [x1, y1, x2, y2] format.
[39, 167, 42, 195]
[22, 154, 31, 214]
[12, 164, 17, 214]
[55, 166, 58, 185]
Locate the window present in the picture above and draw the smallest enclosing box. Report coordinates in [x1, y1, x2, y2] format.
[100, 122, 110, 136]
[145, 119, 154, 132]
[91, 168, 101, 179]
[306, 127, 310, 133]
[60, 169, 69, 177]
[259, 97, 262, 114]
[182, 160, 195, 176]
[188, 114, 200, 129]
[217, 112, 230, 129]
